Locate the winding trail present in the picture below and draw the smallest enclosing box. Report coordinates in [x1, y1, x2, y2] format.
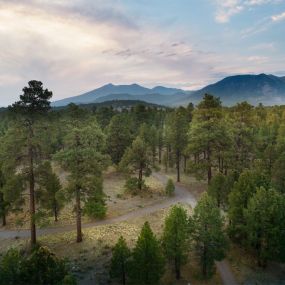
[0, 172, 238, 285]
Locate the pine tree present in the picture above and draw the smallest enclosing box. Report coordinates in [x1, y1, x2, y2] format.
[129, 222, 165, 284]
[188, 94, 230, 184]
[54, 116, 109, 242]
[191, 193, 227, 278]
[37, 161, 64, 222]
[228, 169, 270, 241]
[106, 114, 133, 165]
[245, 187, 285, 267]
[162, 205, 189, 279]
[167, 108, 188, 182]
[110, 236, 131, 285]
[165, 179, 175, 196]
[119, 136, 151, 191]
[7, 80, 52, 245]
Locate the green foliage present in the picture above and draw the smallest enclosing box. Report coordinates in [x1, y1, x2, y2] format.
[124, 177, 147, 193]
[37, 161, 64, 221]
[191, 193, 227, 278]
[0, 246, 76, 285]
[0, 248, 24, 284]
[110, 236, 131, 285]
[245, 187, 285, 267]
[162, 205, 189, 279]
[54, 119, 109, 241]
[106, 114, 133, 164]
[129, 222, 165, 284]
[120, 136, 151, 190]
[165, 108, 188, 181]
[272, 152, 285, 193]
[165, 178, 175, 196]
[207, 173, 235, 209]
[188, 94, 231, 183]
[228, 169, 270, 242]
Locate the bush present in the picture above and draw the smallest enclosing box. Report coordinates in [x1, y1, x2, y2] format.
[124, 177, 147, 193]
[165, 179, 175, 196]
[0, 246, 76, 285]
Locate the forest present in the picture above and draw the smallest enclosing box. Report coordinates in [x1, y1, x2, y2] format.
[1, 80, 285, 285]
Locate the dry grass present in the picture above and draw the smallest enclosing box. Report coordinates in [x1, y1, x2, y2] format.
[2, 168, 165, 229]
[228, 244, 285, 284]
[161, 169, 207, 199]
[0, 203, 222, 285]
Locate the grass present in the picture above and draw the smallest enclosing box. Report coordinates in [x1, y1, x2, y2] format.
[228, 243, 285, 284]
[0, 203, 222, 285]
[161, 169, 207, 199]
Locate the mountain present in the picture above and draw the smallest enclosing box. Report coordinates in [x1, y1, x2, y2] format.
[52, 84, 186, 107]
[52, 74, 285, 107]
[180, 74, 285, 106]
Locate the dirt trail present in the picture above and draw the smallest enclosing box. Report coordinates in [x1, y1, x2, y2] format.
[0, 172, 238, 285]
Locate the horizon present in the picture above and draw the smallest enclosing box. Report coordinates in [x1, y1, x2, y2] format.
[0, 0, 285, 105]
[0, 72, 284, 107]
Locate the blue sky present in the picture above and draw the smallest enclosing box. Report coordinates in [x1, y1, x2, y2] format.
[0, 0, 284, 105]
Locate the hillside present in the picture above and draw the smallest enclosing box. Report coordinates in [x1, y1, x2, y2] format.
[184, 74, 285, 106]
[52, 74, 285, 107]
[52, 84, 187, 107]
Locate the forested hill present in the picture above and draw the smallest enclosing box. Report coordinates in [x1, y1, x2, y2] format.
[51, 74, 285, 107]
[53, 100, 167, 110]
[186, 74, 285, 106]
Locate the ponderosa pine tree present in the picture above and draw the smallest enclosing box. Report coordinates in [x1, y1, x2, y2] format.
[37, 161, 64, 222]
[245, 187, 285, 267]
[167, 108, 188, 182]
[129, 222, 165, 284]
[162, 205, 189, 279]
[188, 94, 230, 184]
[228, 169, 270, 242]
[207, 173, 235, 209]
[230, 102, 255, 173]
[0, 165, 9, 227]
[119, 136, 151, 191]
[106, 114, 133, 165]
[191, 193, 227, 278]
[272, 152, 285, 193]
[110, 236, 131, 285]
[7, 80, 52, 245]
[54, 111, 109, 242]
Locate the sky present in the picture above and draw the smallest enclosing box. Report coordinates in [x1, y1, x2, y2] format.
[0, 0, 285, 105]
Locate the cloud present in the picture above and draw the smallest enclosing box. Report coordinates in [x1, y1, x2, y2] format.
[271, 11, 285, 21]
[0, 1, 284, 105]
[214, 0, 282, 23]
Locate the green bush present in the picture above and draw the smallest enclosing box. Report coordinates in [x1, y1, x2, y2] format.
[165, 179, 175, 196]
[0, 246, 76, 285]
[124, 177, 147, 193]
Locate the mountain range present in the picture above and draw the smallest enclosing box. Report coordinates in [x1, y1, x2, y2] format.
[52, 74, 285, 107]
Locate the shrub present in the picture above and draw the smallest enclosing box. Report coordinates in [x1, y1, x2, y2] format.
[165, 179, 175, 196]
[124, 177, 147, 193]
[0, 246, 76, 285]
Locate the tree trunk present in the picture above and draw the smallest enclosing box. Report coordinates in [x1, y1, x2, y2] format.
[29, 144, 36, 246]
[176, 150, 180, 182]
[207, 147, 212, 184]
[158, 145, 162, 164]
[54, 200, 58, 222]
[76, 186, 82, 242]
[138, 166, 143, 190]
[202, 244, 207, 277]
[122, 263, 126, 285]
[175, 257, 181, 280]
[2, 212, 6, 227]
[183, 156, 187, 173]
[0, 192, 6, 226]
